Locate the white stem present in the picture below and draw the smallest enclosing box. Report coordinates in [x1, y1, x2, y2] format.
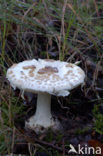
[26, 92, 55, 129]
[26, 92, 61, 132]
[35, 92, 52, 123]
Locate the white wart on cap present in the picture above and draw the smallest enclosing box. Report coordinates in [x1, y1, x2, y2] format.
[6, 59, 85, 132]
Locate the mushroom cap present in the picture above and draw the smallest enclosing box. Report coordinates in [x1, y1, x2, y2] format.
[6, 59, 85, 96]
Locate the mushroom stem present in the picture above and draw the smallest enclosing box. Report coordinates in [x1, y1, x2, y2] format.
[26, 92, 55, 131]
[35, 92, 52, 125]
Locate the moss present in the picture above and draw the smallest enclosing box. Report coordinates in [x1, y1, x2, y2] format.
[75, 127, 90, 135]
[93, 103, 103, 135]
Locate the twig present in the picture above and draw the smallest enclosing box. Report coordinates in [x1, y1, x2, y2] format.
[22, 2, 37, 22]
[93, 0, 100, 17]
[16, 128, 69, 154]
[11, 127, 16, 153]
[59, 0, 68, 60]
[62, 138, 65, 156]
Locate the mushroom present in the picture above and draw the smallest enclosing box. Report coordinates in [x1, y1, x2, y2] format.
[6, 59, 85, 132]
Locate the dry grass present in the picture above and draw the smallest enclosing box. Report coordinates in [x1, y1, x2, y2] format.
[0, 0, 103, 155]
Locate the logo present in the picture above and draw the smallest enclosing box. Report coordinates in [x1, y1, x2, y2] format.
[68, 144, 101, 155]
[68, 144, 77, 154]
